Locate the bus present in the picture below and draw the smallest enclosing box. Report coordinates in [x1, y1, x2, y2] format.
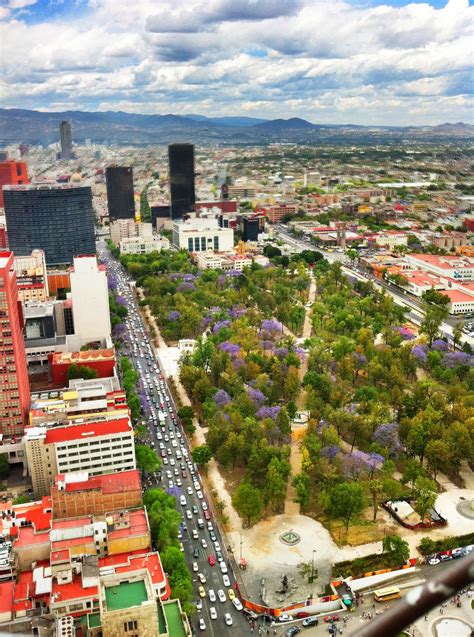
[373, 586, 401, 602]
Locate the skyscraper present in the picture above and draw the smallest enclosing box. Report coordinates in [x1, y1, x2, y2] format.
[3, 185, 95, 265]
[70, 255, 111, 345]
[105, 166, 135, 220]
[168, 143, 195, 219]
[0, 251, 30, 436]
[0, 159, 29, 208]
[59, 120, 73, 160]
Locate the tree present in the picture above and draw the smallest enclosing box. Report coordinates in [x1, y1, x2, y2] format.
[402, 459, 425, 494]
[425, 439, 451, 480]
[422, 289, 450, 307]
[264, 457, 289, 513]
[0, 454, 9, 479]
[414, 476, 438, 522]
[293, 473, 310, 510]
[369, 479, 383, 521]
[383, 534, 409, 566]
[232, 482, 263, 526]
[326, 482, 365, 532]
[452, 322, 463, 351]
[161, 546, 193, 605]
[135, 444, 161, 475]
[67, 364, 99, 381]
[347, 249, 358, 264]
[420, 304, 448, 347]
[12, 495, 31, 505]
[191, 444, 213, 467]
[418, 537, 436, 556]
[143, 488, 182, 551]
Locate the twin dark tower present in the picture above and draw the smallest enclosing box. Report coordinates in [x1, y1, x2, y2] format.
[106, 144, 195, 222]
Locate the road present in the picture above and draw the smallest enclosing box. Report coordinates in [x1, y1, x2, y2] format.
[274, 228, 474, 348]
[98, 240, 249, 637]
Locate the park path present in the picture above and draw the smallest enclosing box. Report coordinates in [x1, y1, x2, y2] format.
[284, 273, 317, 515]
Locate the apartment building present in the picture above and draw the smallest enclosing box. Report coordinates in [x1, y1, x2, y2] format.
[119, 235, 170, 255]
[13, 249, 49, 303]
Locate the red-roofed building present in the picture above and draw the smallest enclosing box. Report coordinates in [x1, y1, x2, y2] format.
[405, 253, 474, 281]
[51, 348, 116, 385]
[51, 469, 142, 519]
[24, 416, 136, 497]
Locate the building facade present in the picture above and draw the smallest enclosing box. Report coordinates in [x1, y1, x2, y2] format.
[172, 216, 234, 253]
[0, 160, 29, 208]
[13, 249, 49, 303]
[119, 236, 169, 255]
[168, 144, 195, 219]
[3, 185, 95, 265]
[0, 252, 30, 436]
[70, 256, 111, 345]
[106, 167, 136, 221]
[109, 219, 153, 244]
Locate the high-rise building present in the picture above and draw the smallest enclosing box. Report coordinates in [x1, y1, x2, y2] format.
[3, 185, 95, 265]
[59, 120, 73, 160]
[70, 255, 111, 345]
[0, 251, 30, 436]
[168, 143, 195, 219]
[0, 160, 29, 208]
[106, 166, 135, 220]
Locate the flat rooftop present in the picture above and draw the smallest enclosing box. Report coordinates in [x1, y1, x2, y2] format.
[105, 579, 147, 611]
[163, 601, 186, 637]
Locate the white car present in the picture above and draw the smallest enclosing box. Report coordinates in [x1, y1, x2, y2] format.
[193, 562, 199, 572]
[214, 541, 221, 552]
[198, 618, 206, 631]
[180, 495, 186, 506]
[278, 614, 292, 622]
[208, 589, 216, 603]
[198, 572, 207, 584]
[222, 574, 231, 587]
[209, 606, 217, 620]
[217, 589, 226, 603]
[186, 510, 192, 519]
[201, 538, 208, 549]
[187, 486, 193, 495]
[192, 530, 199, 540]
[224, 613, 233, 626]
[197, 490, 203, 499]
[232, 597, 243, 611]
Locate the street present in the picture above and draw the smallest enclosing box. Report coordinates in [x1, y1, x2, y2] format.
[99, 240, 250, 636]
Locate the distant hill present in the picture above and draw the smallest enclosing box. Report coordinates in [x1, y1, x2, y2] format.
[0, 107, 472, 146]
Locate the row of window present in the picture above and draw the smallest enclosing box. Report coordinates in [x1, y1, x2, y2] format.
[187, 236, 220, 252]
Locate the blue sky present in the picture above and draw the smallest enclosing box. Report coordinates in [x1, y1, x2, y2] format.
[1, 0, 472, 125]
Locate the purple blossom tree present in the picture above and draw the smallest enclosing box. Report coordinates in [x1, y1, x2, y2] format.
[317, 419, 329, 434]
[353, 352, 367, 366]
[219, 341, 241, 357]
[394, 326, 415, 341]
[373, 422, 403, 457]
[431, 339, 448, 351]
[228, 306, 247, 319]
[260, 319, 283, 336]
[213, 389, 231, 407]
[177, 281, 196, 293]
[201, 316, 212, 329]
[107, 275, 118, 290]
[443, 351, 474, 368]
[168, 310, 181, 321]
[321, 445, 341, 463]
[294, 347, 306, 358]
[116, 295, 127, 306]
[256, 405, 281, 420]
[366, 452, 385, 476]
[213, 320, 231, 333]
[247, 387, 266, 406]
[183, 273, 196, 282]
[274, 347, 289, 360]
[411, 344, 427, 365]
[226, 269, 242, 277]
[261, 340, 274, 351]
[342, 450, 369, 480]
[232, 358, 245, 371]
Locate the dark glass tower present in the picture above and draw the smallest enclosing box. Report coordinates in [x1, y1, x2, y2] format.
[168, 143, 195, 219]
[3, 185, 95, 265]
[59, 121, 73, 160]
[106, 166, 135, 220]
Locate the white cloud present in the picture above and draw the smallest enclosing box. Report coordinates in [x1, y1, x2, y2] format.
[0, 0, 472, 125]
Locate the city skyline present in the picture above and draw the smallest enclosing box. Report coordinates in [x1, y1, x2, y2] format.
[0, 0, 472, 126]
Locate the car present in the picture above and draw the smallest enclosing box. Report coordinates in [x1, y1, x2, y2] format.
[192, 530, 199, 540]
[198, 618, 206, 631]
[198, 586, 206, 598]
[186, 510, 192, 520]
[193, 548, 200, 559]
[204, 510, 211, 521]
[428, 556, 440, 566]
[214, 541, 221, 552]
[216, 551, 224, 562]
[192, 505, 199, 515]
[224, 612, 233, 626]
[196, 599, 202, 610]
[209, 606, 217, 620]
[227, 588, 235, 600]
[439, 553, 452, 562]
[217, 589, 226, 603]
[176, 478, 182, 487]
[208, 589, 216, 603]
[232, 597, 243, 611]
[222, 574, 231, 587]
[170, 458, 176, 466]
[323, 615, 340, 623]
[193, 562, 199, 572]
[451, 548, 464, 559]
[180, 495, 186, 506]
[208, 555, 216, 566]
[168, 480, 173, 489]
[201, 538, 208, 549]
[285, 628, 301, 637]
[198, 572, 207, 584]
[202, 502, 208, 511]
[219, 561, 228, 574]
[302, 616, 319, 627]
[196, 490, 203, 499]
[187, 486, 193, 495]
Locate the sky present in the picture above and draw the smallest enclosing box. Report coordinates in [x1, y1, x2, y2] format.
[0, 0, 473, 126]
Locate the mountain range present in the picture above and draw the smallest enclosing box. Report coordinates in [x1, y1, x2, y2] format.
[0, 108, 472, 146]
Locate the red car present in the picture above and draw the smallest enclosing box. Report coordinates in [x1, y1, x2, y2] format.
[324, 615, 340, 623]
[204, 510, 211, 521]
[208, 555, 216, 566]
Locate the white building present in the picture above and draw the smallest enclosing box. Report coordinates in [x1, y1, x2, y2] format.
[70, 255, 111, 346]
[109, 219, 153, 244]
[14, 249, 49, 303]
[172, 216, 234, 253]
[119, 235, 169, 255]
[375, 232, 408, 248]
[195, 252, 252, 271]
[405, 254, 474, 281]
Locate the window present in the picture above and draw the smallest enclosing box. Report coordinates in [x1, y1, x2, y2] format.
[194, 237, 200, 251]
[201, 237, 206, 251]
[124, 620, 138, 632]
[213, 236, 219, 250]
[187, 238, 193, 251]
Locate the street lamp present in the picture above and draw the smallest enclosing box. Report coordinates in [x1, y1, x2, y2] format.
[310, 549, 316, 583]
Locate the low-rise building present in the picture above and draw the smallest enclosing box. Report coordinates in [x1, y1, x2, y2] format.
[109, 220, 153, 245]
[13, 249, 49, 303]
[119, 235, 169, 255]
[405, 254, 474, 281]
[264, 203, 298, 223]
[374, 231, 408, 248]
[172, 216, 234, 253]
[51, 349, 116, 386]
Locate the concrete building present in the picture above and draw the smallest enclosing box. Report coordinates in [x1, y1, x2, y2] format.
[59, 121, 73, 160]
[0, 159, 29, 208]
[227, 184, 256, 199]
[195, 252, 252, 271]
[3, 185, 95, 266]
[13, 250, 48, 303]
[264, 203, 298, 223]
[405, 254, 474, 281]
[0, 252, 30, 436]
[51, 470, 142, 520]
[70, 256, 111, 346]
[119, 235, 170, 255]
[374, 231, 408, 248]
[109, 219, 153, 245]
[51, 349, 116, 386]
[431, 232, 469, 251]
[172, 216, 234, 253]
[24, 415, 136, 496]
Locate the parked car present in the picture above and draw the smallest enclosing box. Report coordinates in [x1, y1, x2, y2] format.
[278, 614, 292, 622]
[428, 555, 440, 566]
[302, 616, 319, 627]
[285, 628, 301, 637]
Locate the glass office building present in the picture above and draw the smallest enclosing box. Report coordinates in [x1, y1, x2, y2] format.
[168, 143, 195, 219]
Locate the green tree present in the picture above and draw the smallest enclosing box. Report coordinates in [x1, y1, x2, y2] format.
[191, 444, 213, 467]
[135, 444, 161, 475]
[422, 289, 450, 307]
[347, 249, 358, 264]
[232, 482, 263, 527]
[382, 534, 410, 566]
[326, 482, 365, 532]
[293, 473, 310, 510]
[418, 537, 436, 556]
[67, 364, 99, 381]
[0, 454, 9, 479]
[264, 457, 289, 513]
[402, 459, 425, 495]
[369, 479, 383, 521]
[143, 488, 182, 551]
[420, 304, 449, 347]
[12, 495, 31, 505]
[425, 439, 451, 480]
[452, 322, 463, 351]
[414, 476, 438, 522]
[160, 546, 193, 605]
